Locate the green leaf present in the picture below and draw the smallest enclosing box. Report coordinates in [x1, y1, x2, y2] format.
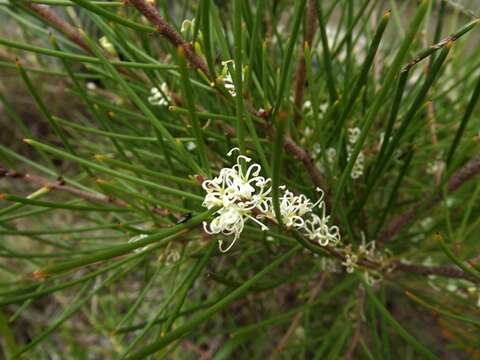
[364, 282, 439, 360]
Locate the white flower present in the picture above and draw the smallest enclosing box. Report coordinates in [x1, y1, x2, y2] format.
[420, 217, 433, 229]
[348, 127, 361, 144]
[159, 242, 181, 266]
[342, 251, 358, 273]
[338, 236, 390, 281]
[303, 212, 340, 246]
[166, 249, 180, 265]
[186, 141, 197, 151]
[86, 82, 97, 91]
[304, 126, 313, 137]
[319, 102, 328, 113]
[202, 149, 340, 252]
[347, 127, 365, 179]
[203, 204, 266, 252]
[445, 197, 455, 208]
[260, 187, 322, 229]
[364, 270, 382, 286]
[148, 83, 169, 106]
[202, 149, 270, 252]
[326, 147, 336, 164]
[358, 238, 376, 259]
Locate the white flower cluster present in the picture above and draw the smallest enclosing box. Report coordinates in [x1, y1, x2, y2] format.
[148, 83, 169, 107]
[202, 149, 340, 252]
[340, 237, 390, 285]
[312, 128, 363, 179]
[347, 127, 365, 179]
[313, 144, 336, 174]
[272, 187, 340, 246]
[159, 242, 181, 266]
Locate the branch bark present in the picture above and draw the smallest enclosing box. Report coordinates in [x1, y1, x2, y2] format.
[128, 0, 329, 203]
[128, 0, 211, 80]
[1, 164, 127, 208]
[25, 3, 92, 54]
[378, 155, 480, 242]
[293, 0, 316, 122]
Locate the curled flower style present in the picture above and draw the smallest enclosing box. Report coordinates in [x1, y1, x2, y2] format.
[341, 249, 358, 274]
[303, 212, 341, 246]
[180, 18, 195, 38]
[260, 186, 323, 229]
[159, 242, 182, 266]
[148, 83, 169, 106]
[202, 148, 270, 252]
[338, 235, 391, 285]
[203, 204, 267, 252]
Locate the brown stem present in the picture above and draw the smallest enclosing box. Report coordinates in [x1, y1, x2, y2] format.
[343, 288, 365, 360]
[127, 0, 211, 80]
[25, 3, 92, 54]
[402, 18, 480, 73]
[322, 244, 477, 282]
[391, 261, 477, 281]
[283, 134, 330, 205]
[274, 273, 327, 353]
[378, 154, 480, 242]
[1, 164, 127, 208]
[293, 0, 316, 122]
[127, 0, 328, 205]
[1, 164, 175, 217]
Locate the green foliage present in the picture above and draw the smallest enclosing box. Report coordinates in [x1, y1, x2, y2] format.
[0, 0, 479, 358]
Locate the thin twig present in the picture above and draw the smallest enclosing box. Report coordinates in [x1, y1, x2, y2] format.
[128, 0, 211, 80]
[0, 164, 127, 207]
[343, 288, 364, 360]
[323, 244, 477, 282]
[274, 272, 327, 353]
[378, 154, 480, 242]
[0, 164, 180, 217]
[402, 18, 479, 73]
[128, 0, 328, 201]
[391, 261, 477, 280]
[283, 135, 330, 207]
[293, 0, 316, 122]
[24, 3, 92, 54]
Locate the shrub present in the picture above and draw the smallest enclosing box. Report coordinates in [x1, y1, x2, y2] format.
[0, 0, 479, 358]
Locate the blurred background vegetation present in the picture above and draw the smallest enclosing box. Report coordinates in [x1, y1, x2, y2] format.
[0, 0, 480, 359]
